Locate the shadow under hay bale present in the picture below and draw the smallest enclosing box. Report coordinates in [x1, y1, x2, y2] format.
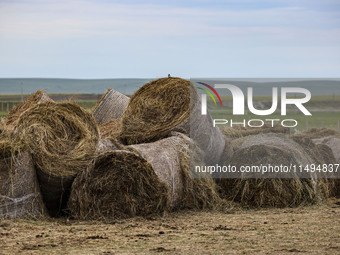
[14, 101, 99, 217]
[217, 133, 324, 208]
[68, 133, 221, 220]
[92, 89, 129, 125]
[120, 77, 226, 166]
[2, 90, 52, 130]
[0, 151, 45, 219]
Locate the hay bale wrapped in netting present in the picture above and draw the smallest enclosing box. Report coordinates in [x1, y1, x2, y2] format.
[99, 118, 122, 139]
[0, 150, 45, 219]
[68, 133, 221, 220]
[92, 89, 129, 125]
[311, 136, 340, 198]
[119, 77, 225, 166]
[217, 133, 326, 208]
[2, 90, 52, 129]
[14, 101, 99, 216]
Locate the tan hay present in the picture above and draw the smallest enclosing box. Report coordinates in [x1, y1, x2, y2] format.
[92, 89, 129, 125]
[218, 133, 320, 208]
[120, 77, 226, 166]
[120, 77, 192, 144]
[99, 118, 122, 139]
[0, 151, 45, 219]
[68, 133, 221, 219]
[2, 90, 52, 129]
[14, 101, 99, 216]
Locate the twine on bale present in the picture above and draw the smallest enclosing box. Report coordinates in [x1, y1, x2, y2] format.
[68, 133, 222, 220]
[92, 89, 129, 125]
[217, 133, 325, 208]
[14, 101, 99, 216]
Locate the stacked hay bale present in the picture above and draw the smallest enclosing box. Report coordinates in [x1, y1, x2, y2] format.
[68, 132, 221, 220]
[0, 134, 45, 219]
[14, 101, 99, 216]
[92, 89, 129, 125]
[217, 133, 326, 208]
[119, 77, 226, 166]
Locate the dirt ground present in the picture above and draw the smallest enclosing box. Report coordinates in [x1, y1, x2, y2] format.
[0, 199, 339, 255]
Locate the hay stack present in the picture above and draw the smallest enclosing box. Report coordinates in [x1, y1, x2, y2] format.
[217, 133, 323, 208]
[0, 149, 45, 219]
[2, 90, 52, 129]
[92, 89, 129, 125]
[14, 101, 99, 216]
[120, 77, 225, 165]
[68, 133, 221, 219]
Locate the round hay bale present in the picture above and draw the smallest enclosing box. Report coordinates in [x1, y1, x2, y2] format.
[217, 133, 321, 208]
[99, 118, 122, 139]
[3, 90, 52, 130]
[68, 133, 221, 219]
[0, 151, 45, 219]
[120, 77, 226, 166]
[120, 77, 192, 144]
[14, 101, 99, 216]
[92, 89, 129, 125]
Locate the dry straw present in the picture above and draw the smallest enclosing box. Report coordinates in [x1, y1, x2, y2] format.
[222, 124, 290, 139]
[14, 101, 99, 216]
[92, 89, 129, 125]
[120, 77, 226, 165]
[99, 118, 122, 139]
[217, 133, 326, 208]
[68, 133, 221, 220]
[2, 90, 52, 129]
[0, 149, 45, 219]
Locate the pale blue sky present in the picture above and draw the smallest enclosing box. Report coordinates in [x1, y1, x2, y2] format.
[0, 0, 339, 78]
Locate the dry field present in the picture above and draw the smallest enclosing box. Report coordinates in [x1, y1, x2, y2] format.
[0, 198, 339, 255]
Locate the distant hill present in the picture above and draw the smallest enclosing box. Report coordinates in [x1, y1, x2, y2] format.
[193, 79, 340, 96]
[0, 78, 339, 96]
[0, 78, 152, 95]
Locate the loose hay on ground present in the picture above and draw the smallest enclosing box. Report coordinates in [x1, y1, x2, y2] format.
[14, 101, 99, 216]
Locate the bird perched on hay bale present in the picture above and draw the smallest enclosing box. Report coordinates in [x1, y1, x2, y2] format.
[119, 77, 226, 165]
[217, 133, 329, 208]
[14, 101, 99, 216]
[92, 89, 129, 125]
[68, 132, 221, 220]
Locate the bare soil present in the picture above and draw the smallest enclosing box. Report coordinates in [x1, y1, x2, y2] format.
[0, 199, 339, 255]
